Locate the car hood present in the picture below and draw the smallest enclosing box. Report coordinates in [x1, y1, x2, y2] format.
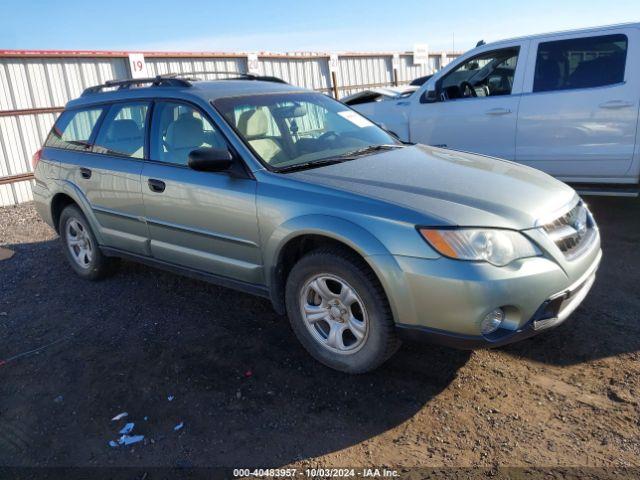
[287, 145, 577, 230]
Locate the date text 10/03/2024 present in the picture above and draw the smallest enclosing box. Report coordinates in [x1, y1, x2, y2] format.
[233, 468, 400, 477]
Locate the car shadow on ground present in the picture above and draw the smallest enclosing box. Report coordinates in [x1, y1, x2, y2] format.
[0, 239, 469, 467]
[500, 196, 640, 366]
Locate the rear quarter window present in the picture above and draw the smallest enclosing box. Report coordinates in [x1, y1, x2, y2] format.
[45, 108, 104, 150]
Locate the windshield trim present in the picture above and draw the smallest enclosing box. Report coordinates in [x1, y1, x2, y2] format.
[210, 91, 398, 173]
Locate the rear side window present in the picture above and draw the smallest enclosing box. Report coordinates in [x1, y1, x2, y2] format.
[93, 102, 149, 158]
[533, 34, 627, 92]
[45, 108, 103, 150]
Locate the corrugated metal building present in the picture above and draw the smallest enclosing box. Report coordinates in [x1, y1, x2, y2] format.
[0, 49, 459, 206]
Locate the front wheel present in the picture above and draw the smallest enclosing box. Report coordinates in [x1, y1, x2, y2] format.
[285, 248, 400, 373]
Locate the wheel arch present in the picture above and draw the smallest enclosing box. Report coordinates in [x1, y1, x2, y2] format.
[49, 182, 105, 243]
[265, 215, 402, 319]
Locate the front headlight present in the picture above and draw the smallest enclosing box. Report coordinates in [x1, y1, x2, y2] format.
[419, 228, 540, 267]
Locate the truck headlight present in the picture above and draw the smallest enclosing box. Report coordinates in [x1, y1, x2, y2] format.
[419, 228, 540, 267]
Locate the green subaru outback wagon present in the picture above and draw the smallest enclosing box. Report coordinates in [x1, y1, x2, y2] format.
[32, 74, 601, 373]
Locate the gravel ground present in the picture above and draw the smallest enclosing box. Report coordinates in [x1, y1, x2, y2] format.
[0, 198, 638, 474]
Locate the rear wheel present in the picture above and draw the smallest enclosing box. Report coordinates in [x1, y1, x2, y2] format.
[59, 205, 117, 280]
[285, 248, 400, 373]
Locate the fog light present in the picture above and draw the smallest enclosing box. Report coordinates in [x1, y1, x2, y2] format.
[481, 308, 504, 335]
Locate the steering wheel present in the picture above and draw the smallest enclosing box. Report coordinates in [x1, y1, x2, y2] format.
[459, 81, 478, 98]
[319, 131, 339, 142]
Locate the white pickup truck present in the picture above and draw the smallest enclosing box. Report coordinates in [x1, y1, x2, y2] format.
[353, 23, 640, 195]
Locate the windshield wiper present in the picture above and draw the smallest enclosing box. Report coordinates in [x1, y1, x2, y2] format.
[275, 144, 404, 173]
[275, 158, 349, 173]
[334, 144, 404, 159]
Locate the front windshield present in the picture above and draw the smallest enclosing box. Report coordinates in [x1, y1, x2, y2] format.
[214, 92, 397, 170]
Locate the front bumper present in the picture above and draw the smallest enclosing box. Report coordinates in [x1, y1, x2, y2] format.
[395, 248, 601, 349]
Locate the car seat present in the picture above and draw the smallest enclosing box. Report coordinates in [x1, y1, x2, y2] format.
[237, 109, 283, 163]
[165, 114, 207, 165]
[104, 119, 143, 156]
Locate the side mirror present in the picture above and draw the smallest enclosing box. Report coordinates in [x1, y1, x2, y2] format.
[188, 147, 233, 172]
[420, 89, 439, 104]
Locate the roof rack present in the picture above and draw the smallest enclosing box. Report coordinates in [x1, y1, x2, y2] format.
[180, 71, 287, 83]
[81, 71, 287, 96]
[82, 74, 192, 96]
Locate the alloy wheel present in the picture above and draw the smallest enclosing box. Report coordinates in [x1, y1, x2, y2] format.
[299, 273, 369, 354]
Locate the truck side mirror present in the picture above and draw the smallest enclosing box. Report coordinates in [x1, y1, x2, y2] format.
[420, 89, 438, 104]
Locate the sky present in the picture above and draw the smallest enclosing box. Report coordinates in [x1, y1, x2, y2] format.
[1, 0, 639, 54]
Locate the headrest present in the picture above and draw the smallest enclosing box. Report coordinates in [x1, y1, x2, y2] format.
[107, 119, 140, 141]
[237, 109, 269, 138]
[166, 114, 204, 149]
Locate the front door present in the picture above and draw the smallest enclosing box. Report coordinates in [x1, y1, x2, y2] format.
[141, 100, 262, 285]
[409, 42, 527, 160]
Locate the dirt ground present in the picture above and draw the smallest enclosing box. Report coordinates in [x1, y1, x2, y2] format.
[0, 197, 638, 475]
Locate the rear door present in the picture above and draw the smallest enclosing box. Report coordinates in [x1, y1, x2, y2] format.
[87, 101, 150, 255]
[516, 27, 639, 180]
[141, 100, 262, 284]
[46, 104, 148, 255]
[408, 41, 528, 160]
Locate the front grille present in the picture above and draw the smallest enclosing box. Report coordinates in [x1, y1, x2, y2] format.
[541, 201, 596, 259]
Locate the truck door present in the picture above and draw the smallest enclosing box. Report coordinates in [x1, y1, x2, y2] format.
[516, 27, 639, 181]
[409, 41, 528, 160]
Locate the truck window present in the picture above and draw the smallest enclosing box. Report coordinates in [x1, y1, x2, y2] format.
[45, 108, 104, 151]
[533, 34, 627, 92]
[439, 47, 520, 100]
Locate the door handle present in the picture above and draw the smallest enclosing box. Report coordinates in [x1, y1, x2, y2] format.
[599, 100, 634, 109]
[79, 167, 92, 179]
[147, 179, 166, 193]
[485, 107, 512, 115]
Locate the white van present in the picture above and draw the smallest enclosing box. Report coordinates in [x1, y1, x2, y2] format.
[354, 23, 640, 195]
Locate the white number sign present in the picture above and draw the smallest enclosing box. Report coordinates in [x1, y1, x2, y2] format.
[128, 53, 148, 79]
[247, 53, 260, 74]
[328, 54, 340, 73]
[413, 44, 429, 66]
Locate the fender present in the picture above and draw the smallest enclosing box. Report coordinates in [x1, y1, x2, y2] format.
[51, 179, 107, 245]
[265, 214, 390, 276]
[264, 214, 409, 322]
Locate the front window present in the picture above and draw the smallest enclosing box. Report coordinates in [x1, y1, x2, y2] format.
[150, 101, 228, 166]
[439, 47, 520, 100]
[214, 93, 398, 170]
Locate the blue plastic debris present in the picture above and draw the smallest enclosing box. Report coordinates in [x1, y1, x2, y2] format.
[119, 422, 135, 435]
[174, 422, 184, 431]
[118, 434, 144, 445]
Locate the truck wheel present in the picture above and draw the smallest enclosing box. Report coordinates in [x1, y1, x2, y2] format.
[59, 205, 117, 280]
[285, 248, 400, 373]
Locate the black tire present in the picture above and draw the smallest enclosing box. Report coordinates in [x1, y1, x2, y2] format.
[59, 205, 117, 280]
[285, 248, 400, 374]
